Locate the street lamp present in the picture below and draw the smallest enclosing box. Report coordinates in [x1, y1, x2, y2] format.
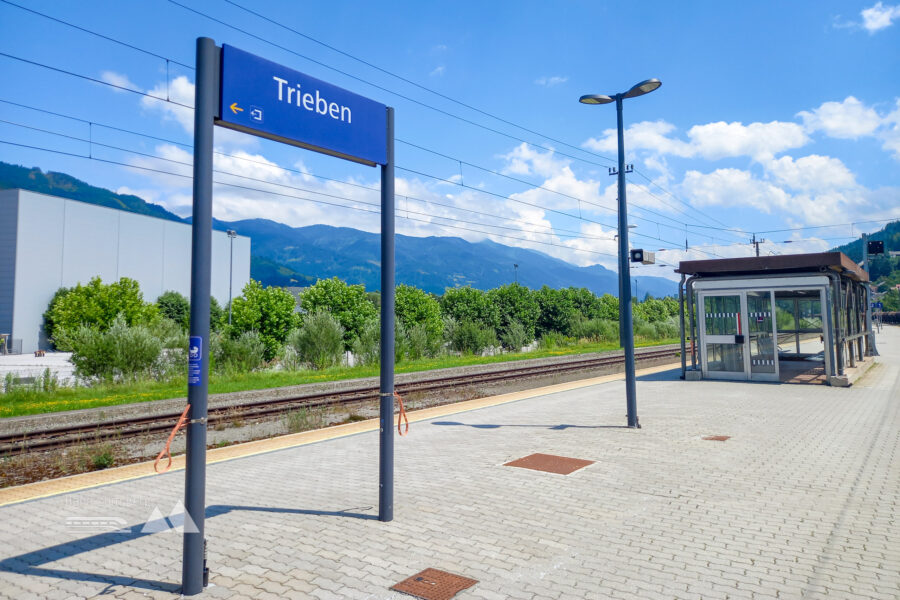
[226, 229, 237, 325]
[580, 78, 661, 429]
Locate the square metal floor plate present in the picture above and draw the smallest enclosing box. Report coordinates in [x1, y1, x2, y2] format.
[504, 452, 594, 475]
[391, 568, 478, 600]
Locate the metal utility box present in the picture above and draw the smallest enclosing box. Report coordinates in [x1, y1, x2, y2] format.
[630, 249, 655, 265]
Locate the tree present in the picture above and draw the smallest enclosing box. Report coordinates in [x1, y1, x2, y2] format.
[634, 297, 669, 323]
[156, 291, 225, 331]
[157, 291, 190, 328]
[230, 280, 298, 360]
[881, 288, 900, 311]
[44, 277, 157, 349]
[535, 286, 577, 337]
[595, 293, 620, 321]
[486, 283, 540, 341]
[439, 286, 500, 330]
[300, 277, 377, 349]
[395, 285, 443, 344]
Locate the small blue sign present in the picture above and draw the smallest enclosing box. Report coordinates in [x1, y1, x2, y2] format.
[188, 336, 203, 387]
[219, 44, 388, 166]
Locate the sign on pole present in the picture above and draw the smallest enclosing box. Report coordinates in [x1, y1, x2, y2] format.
[183, 39, 395, 596]
[218, 45, 387, 166]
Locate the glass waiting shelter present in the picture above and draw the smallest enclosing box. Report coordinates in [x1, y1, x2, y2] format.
[676, 252, 871, 385]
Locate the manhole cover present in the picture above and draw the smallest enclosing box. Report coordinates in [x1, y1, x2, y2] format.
[391, 568, 478, 600]
[504, 453, 594, 475]
[702, 435, 730, 441]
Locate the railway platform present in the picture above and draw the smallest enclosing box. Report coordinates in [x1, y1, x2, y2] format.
[0, 328, 898, 599]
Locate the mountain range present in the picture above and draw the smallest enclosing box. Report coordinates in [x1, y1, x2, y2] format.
[0, 160, 680, 297]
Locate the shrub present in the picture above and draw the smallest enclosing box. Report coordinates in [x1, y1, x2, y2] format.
[446, 318, 497, 355]
[212, 330, 266, 373]
[287, 310, 345, 369]
[439, 286, 500, 330]
[300, 278, 376, 350]
[150, 316, 188, 349]
[230, 280, 298, 360]
[539, 331, 576, 350]
[67, 314, 162, 382]
[571, 317, 619, 342]
[633, 319, 658, 341]
[351, 318, 380, 366]
[499, 320, 529, 351]
[486, 284, 540, 341]
[210, 297, 225, 332]
[404, 323, 430, 361]
[535, 285, 577, 338]
[395, 285, 443, 348]
[45, 277, 157, 349]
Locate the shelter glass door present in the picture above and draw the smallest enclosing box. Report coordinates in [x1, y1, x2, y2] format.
[747, 290, 777, 381]
[700, 293, 747, 379]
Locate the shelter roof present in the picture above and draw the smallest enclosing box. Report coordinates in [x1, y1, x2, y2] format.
[676, 252, 868, 282]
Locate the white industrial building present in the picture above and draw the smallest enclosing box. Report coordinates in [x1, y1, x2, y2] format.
[0, 189, 251, 353]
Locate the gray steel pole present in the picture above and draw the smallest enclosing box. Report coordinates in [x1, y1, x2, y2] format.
[679, 274, 686, 379]
[228, 234, 234, 325]
[862, 234, 877, 356]
[379, 107, 395, 522]
[183, 36, 217, 596]
[615, 95, 639, 429]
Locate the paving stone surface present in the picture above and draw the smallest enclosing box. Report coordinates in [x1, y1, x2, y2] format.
[1, 328, 898, 599]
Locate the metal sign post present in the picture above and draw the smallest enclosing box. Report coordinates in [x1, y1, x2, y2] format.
[379, 107, 395, 521]
[183, 36, 218, 597]
[182, 37, 394, 595]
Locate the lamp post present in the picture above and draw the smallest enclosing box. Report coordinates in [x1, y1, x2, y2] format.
[226, 230, 237, 325]
[514, 263, 519, 284]
[580, 78, 661, 429]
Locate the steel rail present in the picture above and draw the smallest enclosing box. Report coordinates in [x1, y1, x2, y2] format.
[0, 347, 678, 453]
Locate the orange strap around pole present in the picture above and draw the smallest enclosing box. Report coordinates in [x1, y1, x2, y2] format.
[154, 404, 191, 473]
[394, 392, 409, 436]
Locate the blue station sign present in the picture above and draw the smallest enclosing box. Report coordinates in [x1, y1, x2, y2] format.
[218, 44, 387, 166]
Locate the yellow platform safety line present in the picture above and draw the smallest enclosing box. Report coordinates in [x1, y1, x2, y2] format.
[0, 362, 678, 507]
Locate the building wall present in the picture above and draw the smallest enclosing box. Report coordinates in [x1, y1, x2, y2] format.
[4, 189, 251, 353]
[0, 190, 18, 346]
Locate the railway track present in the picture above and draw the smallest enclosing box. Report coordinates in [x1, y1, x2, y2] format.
[0, 347, 679, 453]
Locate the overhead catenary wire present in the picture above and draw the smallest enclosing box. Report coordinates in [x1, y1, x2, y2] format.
[0, 52, 715, 247]
[215, 0, 738, 233]
[1, 0, 746, 236]
[0, 0, 194, 70]
[0, 96, 719, 256]
[0, 138, 646, 261]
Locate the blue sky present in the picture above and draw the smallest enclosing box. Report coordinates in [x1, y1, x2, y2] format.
[1, 0, 898, 280]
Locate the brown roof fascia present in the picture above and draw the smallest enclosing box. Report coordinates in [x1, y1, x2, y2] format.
[676, 252, 868, 282]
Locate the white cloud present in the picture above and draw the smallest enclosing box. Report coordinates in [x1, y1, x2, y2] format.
[686, 121, 809, 160]
[140, 75, 194, 134]
[534, 76, 568, 87]
[500, 143, 571, 178]
[881, 99, 900, 160]
[798, 96, 882, 139]
[861, 2, 900, 32]
[100, 71, 140, 93]
[682, 168, 791, 213]
[583, 119, 808, 161]
[763, 154, 857, 192]
[583, 120, 693, 157]
[429, 66, 445, 77]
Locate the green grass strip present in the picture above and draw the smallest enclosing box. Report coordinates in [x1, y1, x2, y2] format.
[0, 338, 677, 418]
